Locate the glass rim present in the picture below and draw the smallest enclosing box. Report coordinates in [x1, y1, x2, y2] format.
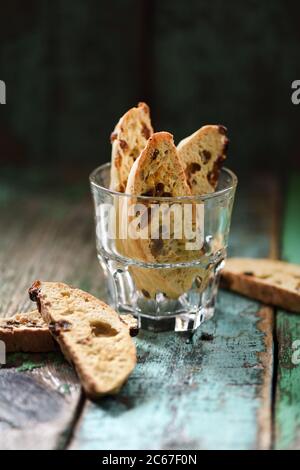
[89, 162, 238, 201]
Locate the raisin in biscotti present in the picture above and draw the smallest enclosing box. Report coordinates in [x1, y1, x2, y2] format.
[177, 125, 229, 195]
[0, 310, 56, 352]
[29, 281, 137, 398]
[121, 132, 209, 298]
[221, 258, 300, 313]
[110, 102, 153, 192]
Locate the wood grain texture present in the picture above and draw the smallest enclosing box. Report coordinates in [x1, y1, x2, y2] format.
[0, 353, 81, 450]
[275, 174, 300, 450]
[0, 179, 103, 449]
[0, 183, 105, 316]
[70, 176, 277, 450]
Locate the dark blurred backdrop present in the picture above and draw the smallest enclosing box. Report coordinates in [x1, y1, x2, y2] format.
[1, 0, 300, 183]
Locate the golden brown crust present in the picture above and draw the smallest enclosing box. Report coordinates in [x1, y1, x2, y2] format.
[221, 258, 300, 313]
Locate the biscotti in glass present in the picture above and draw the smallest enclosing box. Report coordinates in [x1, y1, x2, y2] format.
[90, 163, 237, 332]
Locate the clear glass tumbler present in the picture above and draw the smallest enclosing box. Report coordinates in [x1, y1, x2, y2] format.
[90, 163, 237, 332]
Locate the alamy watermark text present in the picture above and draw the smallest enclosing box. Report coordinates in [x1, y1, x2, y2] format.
[291, 80, 300, 105]
[0, 80, 6, 104]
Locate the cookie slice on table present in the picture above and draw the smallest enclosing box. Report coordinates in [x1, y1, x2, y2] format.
[121, 132, 209, 298]
[221, 258, 300, 313]
[0, 309, 138, 354]
[177, 125, 229, 195]
[110, 102, 153, 192]
[0, 310, 56, 352]
[29, 281, 137, 399]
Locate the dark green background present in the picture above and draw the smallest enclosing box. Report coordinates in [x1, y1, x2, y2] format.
[0, 0, 300, 181]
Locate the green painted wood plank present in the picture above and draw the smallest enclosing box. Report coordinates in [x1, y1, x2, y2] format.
[70, 177, 276, 450]
[275, 173, 300, 450]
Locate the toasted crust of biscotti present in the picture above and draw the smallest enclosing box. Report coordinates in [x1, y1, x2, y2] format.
[110, 102, 153, 192]
[177, 125, 228, 195]
[29, 281, 137, 398]
[0, 310, 56, 352]
[221, 258, 300, 313]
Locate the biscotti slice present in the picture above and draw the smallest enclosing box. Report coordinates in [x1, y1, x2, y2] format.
[110, 102, 153, 192]
[123, 131, 192, 266]
[126, 131, 191, 199]
[221, 258, 300, 313]
[177, 125, 229, 195]
[0, 310, 56, 352]
[0, 310, 138, 353]
[29, 281, 136, 398]
[121, 132, 208, 298]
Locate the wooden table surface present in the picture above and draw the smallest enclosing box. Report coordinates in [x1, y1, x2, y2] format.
[0, 172, 299, 450]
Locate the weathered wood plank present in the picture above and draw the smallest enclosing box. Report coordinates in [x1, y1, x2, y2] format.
[0, 352, 81, 450]
[0, 184, 105, 316]
[0, 180, 103, 449]
[275, 174, 300, 450]
[70, 176, 277, 450]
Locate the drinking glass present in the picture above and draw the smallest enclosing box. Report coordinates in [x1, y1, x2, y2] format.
[90, 163, 237, 332]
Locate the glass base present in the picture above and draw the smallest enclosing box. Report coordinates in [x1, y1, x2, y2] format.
[99, 254, 224, 333]
[134, 309, 212, 333]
